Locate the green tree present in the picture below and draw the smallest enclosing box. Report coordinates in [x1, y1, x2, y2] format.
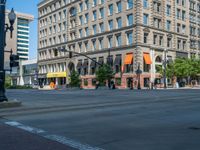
[5, 75, 11, 88]
[95, 64, 114, 86]
[69, 71, 80, 87]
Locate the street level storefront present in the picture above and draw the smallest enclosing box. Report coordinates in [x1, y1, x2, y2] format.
[38, 72, 67, 88]
[78, 52, 154, 89]
[47, 72, 67, 87]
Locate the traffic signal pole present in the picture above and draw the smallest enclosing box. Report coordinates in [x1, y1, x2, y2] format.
[0, 0, 7, 102]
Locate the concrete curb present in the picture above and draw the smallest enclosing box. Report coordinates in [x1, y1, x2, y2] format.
[0, 100, 22, 109]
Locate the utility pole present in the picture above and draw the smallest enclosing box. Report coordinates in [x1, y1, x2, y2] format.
[0, 0, 16, 102]
[0, 0, 7, 102]
[163, 49, 167, 89]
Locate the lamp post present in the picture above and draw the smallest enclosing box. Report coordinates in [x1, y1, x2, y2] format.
[136, 63, 142, 90]
[163, 48, 168, 89]
[0, 0, 16, 102]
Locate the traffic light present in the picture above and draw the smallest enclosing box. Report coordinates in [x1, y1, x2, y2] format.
[10, 54, 19, 68]
[69, 51, 73, 58]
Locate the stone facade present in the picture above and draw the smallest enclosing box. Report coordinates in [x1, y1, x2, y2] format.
[37, 0, 200, 88]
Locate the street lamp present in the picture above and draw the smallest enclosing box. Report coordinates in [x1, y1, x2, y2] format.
[7, 8, 16, 38]
[0, 0, 16, 102]
[136, 63, 142, 90]
[163, 49, 168, 89]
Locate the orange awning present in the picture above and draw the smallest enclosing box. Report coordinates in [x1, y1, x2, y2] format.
[143, 53, 152, 64]
[124, 53, 133, 65]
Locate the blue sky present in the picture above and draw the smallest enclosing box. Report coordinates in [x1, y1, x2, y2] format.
[7, 0, 39, 59]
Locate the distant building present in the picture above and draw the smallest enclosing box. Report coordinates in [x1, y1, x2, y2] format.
[11, 59, 38, 87]
[4, 10, 34, 69]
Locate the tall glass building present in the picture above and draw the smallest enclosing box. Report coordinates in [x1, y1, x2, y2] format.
[17, 18, 30, 60]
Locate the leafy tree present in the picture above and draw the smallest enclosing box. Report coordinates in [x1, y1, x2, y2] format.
[69, 71, 80, 87]
[5, 75, 11, 88]
[95, 64, 114, 86]
[158, 57, 200, 85]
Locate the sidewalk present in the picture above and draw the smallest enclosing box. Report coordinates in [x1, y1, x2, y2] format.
[0, 123, 76, 150]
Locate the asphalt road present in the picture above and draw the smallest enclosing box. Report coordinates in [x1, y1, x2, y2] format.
[1, 89, 200, 150]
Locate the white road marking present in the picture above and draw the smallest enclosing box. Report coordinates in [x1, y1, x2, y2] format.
[45, 134, 104, 150]
[5, 121, 104, 150]
[5, 121, 45, 134]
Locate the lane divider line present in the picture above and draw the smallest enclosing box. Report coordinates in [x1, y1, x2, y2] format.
[5, 121, 104, 150]
[5, 121, 45, 134]
[44, 134, 104, 150]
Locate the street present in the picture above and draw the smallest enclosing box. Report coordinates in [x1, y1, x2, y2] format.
[0, 89, 200, 150]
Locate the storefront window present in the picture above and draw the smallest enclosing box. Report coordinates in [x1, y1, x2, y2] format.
[143, 59, 150, 72]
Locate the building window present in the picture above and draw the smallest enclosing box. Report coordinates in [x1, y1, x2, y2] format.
[166, 5, 171, 16]
[127, 14, 133, 26]
[108, 20, 113, 30]
[99, 8, 104, 18]
[159, 36, 163, 46]
[99, 22, 104, 33]
[144, 33, 148, 43]
[127, 32, 133, 45]
[93, 25, 97, 35]
[85, 0, 89, 9]
[99, 38, 103, 49]
[79, 29, 83, 38]
[116, 34, 122, 46]
[177, 40, 181, 49]
[109, 4, 113, 15]
[166, 20, 171, 31]
[93, 10, 97, 20]
[117, 1, 122, 13]
[92, 40, 96, 50]
[177, 23, 181, 33]
[127, 0, 133, 9]
[79, 2, 83, 12]
[153, 35, 157, 45]
[108, 36, 113, 48]
[93, 0, 97, 6]
[85, 13, 89, 23]
[167, 38, 172, 47]
[143, 14, 148, 25]
[85, 27, 89, 36]
[79, 15, 83, 25]
[117, 17, 122, 28]
[143, 0, 148, 8]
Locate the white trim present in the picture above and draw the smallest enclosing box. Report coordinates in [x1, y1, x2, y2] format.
[17, 33, 29, 37]
[17, 42, 29, 46]
[17, 47, 29, 50]
[17, 38, 29, 42]
[18, 29, 29, 33]
[17, 25, 30, 29]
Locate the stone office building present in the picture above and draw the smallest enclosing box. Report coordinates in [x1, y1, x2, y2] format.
[37, 0, 200, 88]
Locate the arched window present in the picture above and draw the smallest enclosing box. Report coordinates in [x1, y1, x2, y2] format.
[155, 56, 162, 63]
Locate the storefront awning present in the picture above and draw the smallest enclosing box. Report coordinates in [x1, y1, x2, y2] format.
[47, 72, 67, 78]
[90, 58, 96, 68]
[114, 55, 121, 66]
[82, 59, 88, 68]
[143, 53, 152, 64]
[124, 53, 133, 65]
